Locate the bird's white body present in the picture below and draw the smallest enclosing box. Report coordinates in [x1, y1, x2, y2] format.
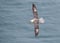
[30, 17, 45, 24]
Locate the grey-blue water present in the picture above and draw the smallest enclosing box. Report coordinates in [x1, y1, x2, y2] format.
[0, 0, 60, 43]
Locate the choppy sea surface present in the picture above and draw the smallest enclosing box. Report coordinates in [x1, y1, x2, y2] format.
[0, 0, 60, 43]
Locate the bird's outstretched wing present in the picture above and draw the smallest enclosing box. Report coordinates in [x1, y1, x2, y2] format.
[32, 4, 39, 19]
[32, 4, 39, 37]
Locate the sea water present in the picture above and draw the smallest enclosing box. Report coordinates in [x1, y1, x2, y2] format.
[0, 0, 60, 43]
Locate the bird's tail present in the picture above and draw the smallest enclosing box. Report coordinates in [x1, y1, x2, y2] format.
[39, 17, 45, 24]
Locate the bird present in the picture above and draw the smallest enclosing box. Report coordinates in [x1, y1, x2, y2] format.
[30, 4, 45, 37]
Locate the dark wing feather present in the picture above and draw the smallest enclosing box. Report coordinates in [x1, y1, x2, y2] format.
[32, 4, 39, 36]
[32, 4, 39, 19]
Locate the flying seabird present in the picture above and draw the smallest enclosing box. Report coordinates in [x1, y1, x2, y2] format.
[30, 4, 45, 37]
